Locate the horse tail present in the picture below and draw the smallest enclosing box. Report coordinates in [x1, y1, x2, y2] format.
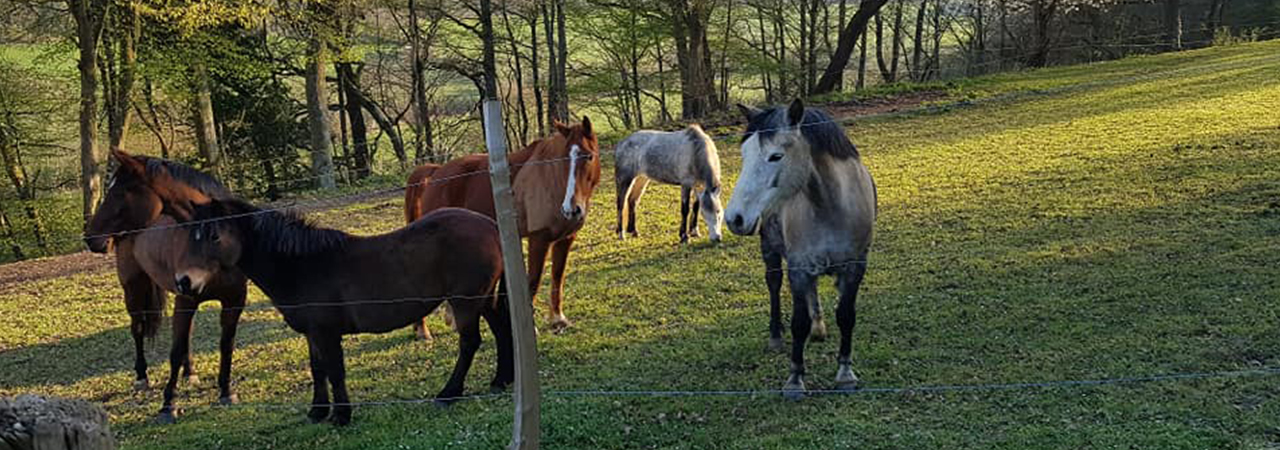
[140, 281, 168, 339]
[404, 164, 441, 224]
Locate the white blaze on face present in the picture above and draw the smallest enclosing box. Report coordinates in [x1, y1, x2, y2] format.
[726, 133, 781, 235]
[561, 144, 580, 219]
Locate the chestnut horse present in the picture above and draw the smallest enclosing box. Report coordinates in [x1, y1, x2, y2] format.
[172, 198, 510, 426]
[404, 118, 601, 333]
[83, 150, 248, 423]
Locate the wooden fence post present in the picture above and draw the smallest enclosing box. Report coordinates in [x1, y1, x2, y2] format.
[483, 99, 541, 450]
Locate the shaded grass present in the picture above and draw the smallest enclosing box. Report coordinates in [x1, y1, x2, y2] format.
[1, 40, 1279, 449]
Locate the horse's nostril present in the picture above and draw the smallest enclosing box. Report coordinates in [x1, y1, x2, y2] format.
[573, 206, 582, 216]
[176, 275, 191, 294]
[731, 215, 744, 229]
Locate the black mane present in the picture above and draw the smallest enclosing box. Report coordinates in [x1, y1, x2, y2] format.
[141, 157, 234, 199]
[204, 199, 348, 257]
[744, 106, 860, 159]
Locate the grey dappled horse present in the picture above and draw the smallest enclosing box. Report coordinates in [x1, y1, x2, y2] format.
[726, 100, 877, 399]
[614, 124, 724, 243]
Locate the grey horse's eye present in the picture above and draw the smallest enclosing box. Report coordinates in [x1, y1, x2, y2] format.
[767, 153, 784, 162]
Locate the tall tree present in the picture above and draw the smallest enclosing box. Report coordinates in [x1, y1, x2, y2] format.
[813, 0, 891, 94]
[1164, 0, 1182, 50]
[192, 61, 221, 169]
[669, 0, 715, 118]
[69, 0, 108, 222]
[304, 2, 336, 189]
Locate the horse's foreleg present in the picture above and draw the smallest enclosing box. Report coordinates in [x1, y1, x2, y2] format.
[437, 307, 482, 404]
[547, 235, 576, 332]
[130, 317, 148, 391]
[318, 335, 350, 426]
[216, 292, 245, 405]
[689, 193, 701, 238]
[157, 296, 197, 424]
[784, 270, 817, 400]
[834, 262, 868, 391]
[526, 237, 551, 308]
[679, 185, 692, 243]
[762, 245, 785, 353]
[305, 334, 331, 424]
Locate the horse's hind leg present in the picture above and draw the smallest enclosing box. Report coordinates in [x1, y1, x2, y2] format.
[437, 306, 482, 404]
[216, 288, 246, 405]
[626, 178, 648, 237]
[615, 174, 634, 239]
[157, 295, 198, 424]
[833, 261, 868, 391]
[481, 290, 514, 392]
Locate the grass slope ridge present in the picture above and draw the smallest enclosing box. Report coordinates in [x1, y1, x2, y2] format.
[1, 40, 1279, 449]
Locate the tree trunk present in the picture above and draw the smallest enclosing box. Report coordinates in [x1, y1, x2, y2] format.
[875, 10, 890, 82]
[501, 4, 529, 145]
[0, 206, 23, 260]
[856, 31, 867, 89]
[930, 0, 941, 79]
[1164, 0, 1182, 50]
[813, 0, 891, 94]
[337, 63, 369, 179]
[671, 0, 713, 119]
[1027, 0, 1057, 67]
[103, 5, 137, 154]
[71, 0, 107, 222]
[408, 0, 433, 162]
[529, 13, 545, 136]
[554, 0, 568, 120]
[835, 0, 846, 91]
[304, 37, 336, 189]
[911, 0, 926, 81]
[192, 62, 221, 169]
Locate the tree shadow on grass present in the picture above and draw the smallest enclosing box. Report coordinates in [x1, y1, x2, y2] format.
[0, 312, 293, 391]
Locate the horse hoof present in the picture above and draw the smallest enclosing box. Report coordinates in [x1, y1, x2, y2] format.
[782, 374, 806, 401]
[835, 364, 859, 391]
[782, 387, 806, 401]
[133, 379, 150, 392]
[331, 408, 352, 427]
[218, 394, 239, 405]
[306, 407, 330, 424]
[155, 410, 177, 425]
[415, 329, 433, 342]
[767, 338, 785, 353]
[186, 374, 201, 385]
[628, 231, 640, 238]
[549, 317, 572, 334]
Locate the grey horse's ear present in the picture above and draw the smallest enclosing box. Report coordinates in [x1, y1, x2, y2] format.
[736, 103, 762, 120]
[787, 99, 805, 127]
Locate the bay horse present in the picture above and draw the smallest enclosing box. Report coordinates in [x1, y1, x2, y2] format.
[726, 100, 877, 399]
[614, 124, 724, 243]
[83, 150, 248, 423]
[168, 197, 510, 426]
[404, 118, 601, 333]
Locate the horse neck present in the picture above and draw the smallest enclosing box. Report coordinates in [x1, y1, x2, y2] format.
[235, 212, 351, 302]
[506, 138, 551, 179]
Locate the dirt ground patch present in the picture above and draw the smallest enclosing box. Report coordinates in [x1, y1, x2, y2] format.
[0, 251, 112, 290]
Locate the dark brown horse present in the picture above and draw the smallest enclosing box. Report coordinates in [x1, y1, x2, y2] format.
[83, 150, 248, 423]
[404, 118, 602, 333]
[168, 197, 510, 426]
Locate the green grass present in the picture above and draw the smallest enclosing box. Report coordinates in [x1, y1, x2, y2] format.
[2, 40, 1280, 449]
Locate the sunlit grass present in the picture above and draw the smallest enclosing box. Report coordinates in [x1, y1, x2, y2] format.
[1, 40, 1279, 449]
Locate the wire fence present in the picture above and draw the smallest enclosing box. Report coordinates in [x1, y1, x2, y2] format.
[3, 33, 1279, 427]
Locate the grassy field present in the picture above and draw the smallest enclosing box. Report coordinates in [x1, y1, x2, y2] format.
[2, 40, 1279, 449]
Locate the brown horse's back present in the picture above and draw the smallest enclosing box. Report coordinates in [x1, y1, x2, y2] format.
[404, 164, 441, 224]
[409, 155, 500, 223]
